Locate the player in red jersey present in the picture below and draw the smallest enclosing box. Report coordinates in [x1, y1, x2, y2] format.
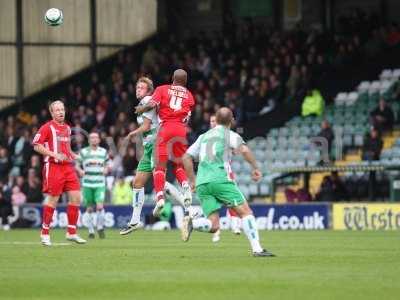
[32, 100, 86, 246]
[136, 69, 195, 218]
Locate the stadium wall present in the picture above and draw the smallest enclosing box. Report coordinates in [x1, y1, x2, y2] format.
[15, 203, 400, 231]
[19, 203, 330, 230]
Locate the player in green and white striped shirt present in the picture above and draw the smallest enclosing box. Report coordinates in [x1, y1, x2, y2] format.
[182, 107, 275, 257]
[76, 132, 110, 239]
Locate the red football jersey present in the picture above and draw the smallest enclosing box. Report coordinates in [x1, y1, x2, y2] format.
[32, 120, 74, 164]
[150, 84, 195, 124]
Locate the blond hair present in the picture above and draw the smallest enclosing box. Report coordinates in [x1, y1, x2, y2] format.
[48, 100, 64, 112]
[136, 77, 154, 93]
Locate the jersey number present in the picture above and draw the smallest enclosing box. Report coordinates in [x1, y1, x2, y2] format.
[169, 95, 183, 111]
[199, 143, 216, 161]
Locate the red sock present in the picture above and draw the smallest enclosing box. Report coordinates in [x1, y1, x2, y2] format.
[173, 165, 188, 186]
[67, 204, 79, 235]
[153, 168, 166, 201]
[41, 205, 55, 235]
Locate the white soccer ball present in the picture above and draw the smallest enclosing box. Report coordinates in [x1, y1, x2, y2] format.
[44, 8, 63, 26]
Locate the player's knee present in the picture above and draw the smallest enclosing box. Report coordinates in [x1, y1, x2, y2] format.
[133, 179, 144, 189]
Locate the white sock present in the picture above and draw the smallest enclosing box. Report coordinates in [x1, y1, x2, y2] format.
[193, 218, 212, 232]
[164, 182, 185, 207]
[87, 212, 95, 234]
[96, 209, 105, 231]
[130, 188, 144, 225]
[231, 216, 241, 232]
[181, 181, 189, 188]
[242, 215, 263, 253]
[213, 229, 220, 237]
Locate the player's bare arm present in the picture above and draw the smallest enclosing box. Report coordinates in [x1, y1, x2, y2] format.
[70, 152, 80, 161]
[75, 159, 85, 177]
[126, 117, 152, 139]
[238, 144, 262, 182]
[182, 153, 196, 191]
[135, 103, 155, 114]
[33, 144, 67, 162]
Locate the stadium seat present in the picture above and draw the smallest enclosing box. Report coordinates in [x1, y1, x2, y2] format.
[380, 69, 393, 80]
[354, 134, 364, 147]
[368, 81, 381, 94]
[259, 184, 270, 195]
[249, 184, 259, 196]
[357, 81, 370, 93]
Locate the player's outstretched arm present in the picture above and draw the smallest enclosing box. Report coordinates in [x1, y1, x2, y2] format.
[182, 153, 196, 191]
[33, 144, 67, 161]
[238, 144, 262, 182]
[126, 117, 152, 140]
[135, 102, 155, 114]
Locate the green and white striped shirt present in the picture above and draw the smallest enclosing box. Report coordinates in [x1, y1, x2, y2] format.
[79, 146, 108, 188]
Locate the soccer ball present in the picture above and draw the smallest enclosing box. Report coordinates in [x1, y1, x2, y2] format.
[44, 8, 63, 26]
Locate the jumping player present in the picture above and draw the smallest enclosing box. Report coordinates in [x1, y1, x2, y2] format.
[33, 100, 86, 246]
[76, 131, 110, 239]
[182, 107, 274, 257]
[135, 69, 195, 218]
[120, 77, 187, 235]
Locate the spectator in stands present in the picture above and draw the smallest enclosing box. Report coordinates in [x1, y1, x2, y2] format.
[386, 23, 400, 46]
[112, 176, 132, 205]
[315, 172, 348, 201]
[301, 88, 324, 117]
[0, 181, 12, 231]
[27, 155, 41, 177]
[122, 147, 138, 176]
[23, 169, 43, 203]
[370, 99, 395, 132]
[5, 126, 17, 155]
[11, 185, 26, 207]
[315, 120, 335, 160]
[243, 88, 260, 120]
[11, 129, 33, 176]
[0, 147, 11, 181]
[362, 127, 383, 161]
[286, 65, 300, 99]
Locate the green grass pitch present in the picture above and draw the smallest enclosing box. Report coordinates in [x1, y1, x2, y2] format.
[0, 229, 399, 300]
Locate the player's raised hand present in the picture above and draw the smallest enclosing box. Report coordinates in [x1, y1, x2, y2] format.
[251, 168, 262, 182]
[134, 105, 145, 115]
[125, 131, 136, 141]
[78, 169, 85, 177]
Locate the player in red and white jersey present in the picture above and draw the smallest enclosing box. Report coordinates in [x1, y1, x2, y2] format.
[32, 100, 86, 246]
[136, 69, 195, 219]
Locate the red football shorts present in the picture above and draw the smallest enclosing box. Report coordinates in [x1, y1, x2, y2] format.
[42, 163, 80, 196]
[227, 208, 238, 217]
[155, 124, 188, 164]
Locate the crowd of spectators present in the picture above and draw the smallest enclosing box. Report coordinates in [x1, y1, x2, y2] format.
[1, 15, 399, 221]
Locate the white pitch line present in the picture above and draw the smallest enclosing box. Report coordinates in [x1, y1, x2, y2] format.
[0, 241, 71, 246]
